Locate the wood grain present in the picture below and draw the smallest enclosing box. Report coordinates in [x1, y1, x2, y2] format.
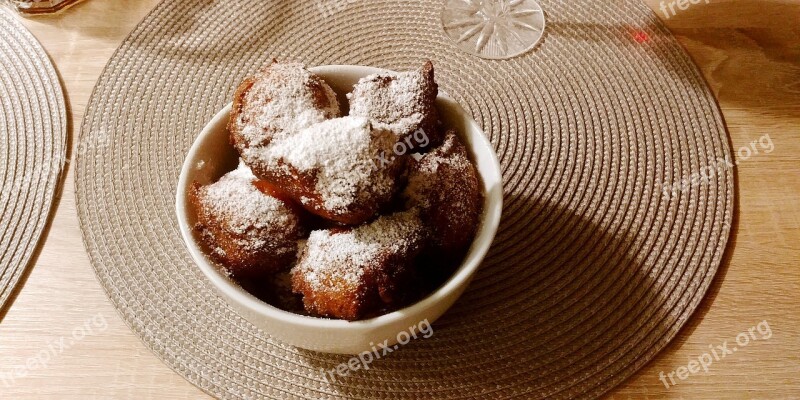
[1, 0, 797, 398]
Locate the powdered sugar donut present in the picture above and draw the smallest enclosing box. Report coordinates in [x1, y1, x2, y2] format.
[244, 116, 405, 225]
[290, 210, 426, 320]
[190, 162, 306, 278]
[403, 130, 482, 258]
[347, 61, 442, 151]
[229, 62, 340, 152]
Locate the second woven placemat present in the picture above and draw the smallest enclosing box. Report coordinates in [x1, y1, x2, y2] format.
[0, 8, 66, 315]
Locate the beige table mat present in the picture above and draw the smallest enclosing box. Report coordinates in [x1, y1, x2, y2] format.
[75, 0, 734, 398]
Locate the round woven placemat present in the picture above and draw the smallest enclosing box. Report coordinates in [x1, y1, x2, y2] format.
[0, 9, 66, 314]
[76, 0, 734, 398]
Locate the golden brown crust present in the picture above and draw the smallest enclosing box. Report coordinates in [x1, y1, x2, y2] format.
[252, 156, 405, 226]
[290, 253, 417, 321]
[228, 76, 257, 150]
[203, 62, 485, 320]
[244, 117, 405, 226]
[290, 212, 425, 320]
[416, 61, 441, 148]
[189, 170, 307, 278]
[228, 61, 340, 153]
[404, 130, 483, 257]
[348, 61, 442, 151]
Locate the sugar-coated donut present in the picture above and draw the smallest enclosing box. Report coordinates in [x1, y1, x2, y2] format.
[403, 130, 482, 258]
[229, 62, 340, 152]
[243, 116, 405, 225]
[190, 162, 306, 278]
[348, 61, 441, 151]
[290, 210, 425, 320]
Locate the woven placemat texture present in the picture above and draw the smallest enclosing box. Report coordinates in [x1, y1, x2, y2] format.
[75, 0, 734, 398]
[0, 8, 66, 314]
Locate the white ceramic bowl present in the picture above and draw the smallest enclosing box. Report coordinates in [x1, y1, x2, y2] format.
[176, 65, 503, 354]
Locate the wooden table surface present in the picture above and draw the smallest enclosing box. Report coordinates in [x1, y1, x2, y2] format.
[2, 0, 798, 398]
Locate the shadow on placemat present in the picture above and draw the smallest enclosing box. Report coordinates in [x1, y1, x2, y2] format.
[297, 194, 680, 398]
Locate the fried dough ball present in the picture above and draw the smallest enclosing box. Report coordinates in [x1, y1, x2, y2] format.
[243, 116, 405, 225]
[403, 130, 482, 257]
[229, 62, 340, 152]
[190, 162, 306, 278]
[347, 61, 441, 151]
[291, 210, 426, 320]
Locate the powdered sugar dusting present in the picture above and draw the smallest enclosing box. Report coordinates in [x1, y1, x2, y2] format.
[405, 133, 470, 208]
[199, 162, 297, 249]
[347, 65, 435, 138]
[293, 210, 423, 292]
[235, 63, 340, 147]
[248, 116, 398, 212]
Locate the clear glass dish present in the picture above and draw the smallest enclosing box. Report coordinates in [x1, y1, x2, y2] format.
[441, 0, 546, 60]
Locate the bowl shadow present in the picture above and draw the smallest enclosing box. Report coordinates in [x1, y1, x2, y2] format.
[295, 190, 716, 398]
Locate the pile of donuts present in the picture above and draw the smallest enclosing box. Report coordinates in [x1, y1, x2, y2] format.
[190, 61, 483, 320]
